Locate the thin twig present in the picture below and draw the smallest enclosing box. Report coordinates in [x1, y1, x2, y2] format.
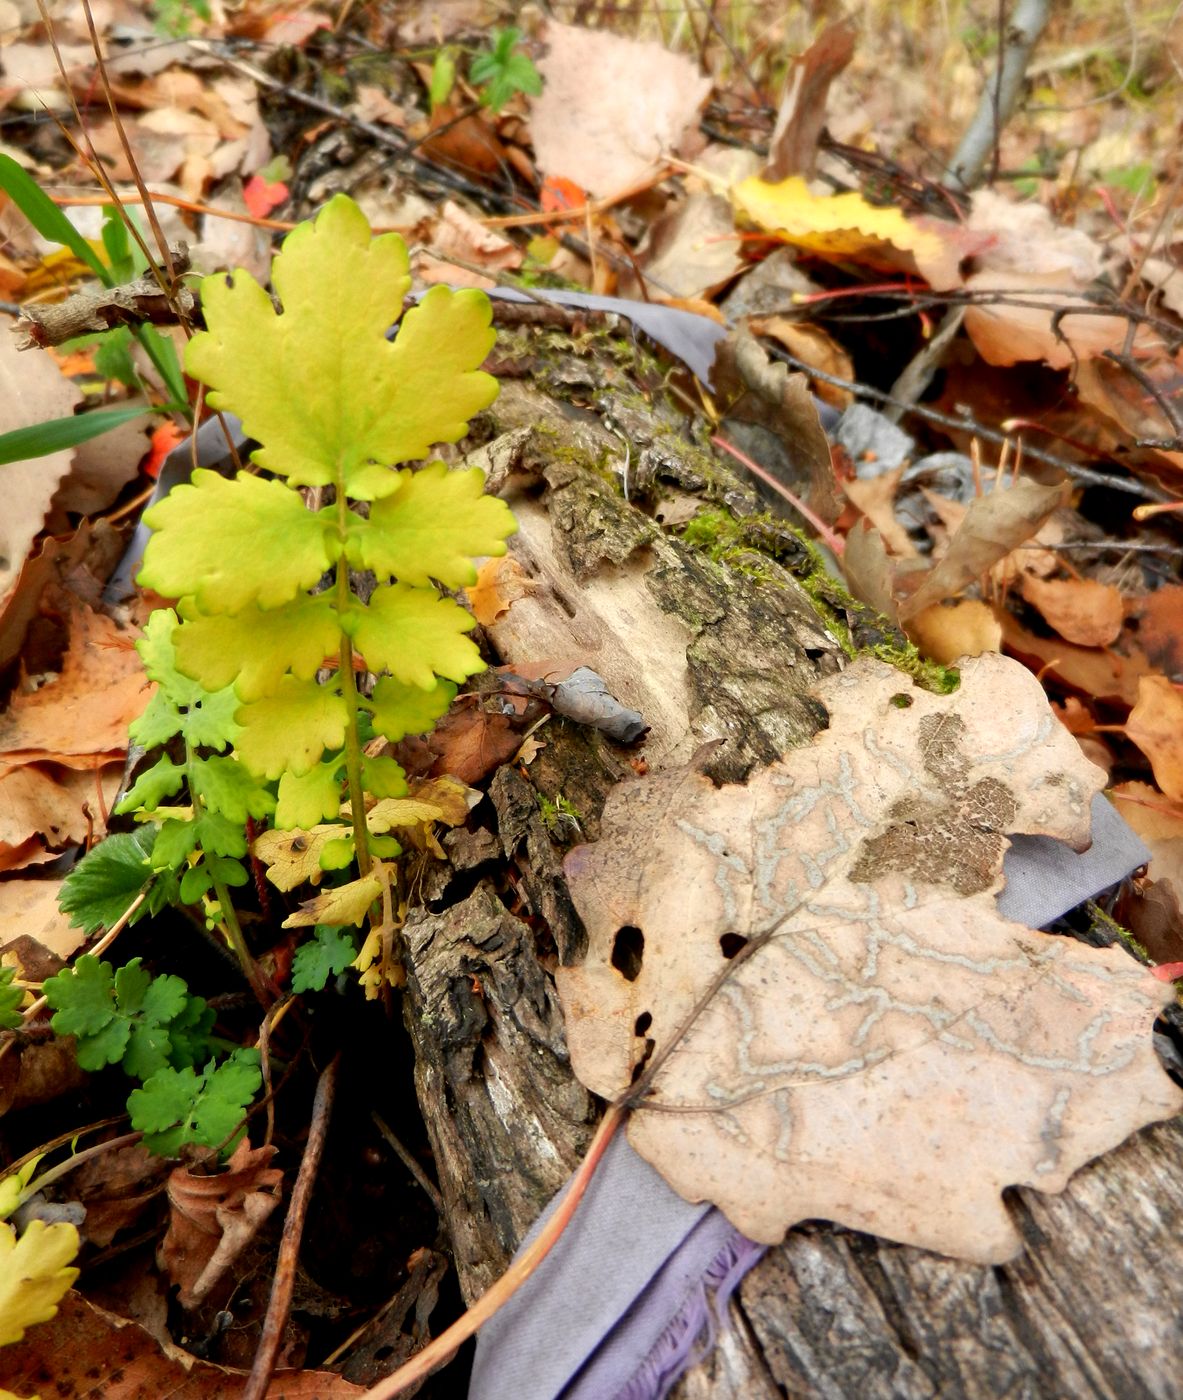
[242, 1052, 341, 1400]
[371, 1111, 444, 1216]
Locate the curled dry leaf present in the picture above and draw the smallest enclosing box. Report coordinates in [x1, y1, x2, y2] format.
[558, 654, 1181, 1263]
[161, 1140, 283, 1308]
[1125, 676, 1183, 802]
[466, 555, 539, 625]
[1019, 575, 1124, 648]
[898, 477, 1064, 620]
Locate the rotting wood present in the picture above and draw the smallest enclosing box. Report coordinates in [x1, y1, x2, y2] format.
[400, 326, 1182, 1394]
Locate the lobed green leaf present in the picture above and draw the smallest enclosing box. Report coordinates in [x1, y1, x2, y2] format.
[139, 470, 333, 613]
[348, 460, 516, 588]
[346, 583, 482, 690]
[233, 676, 349, 780]
[173, 596, 339, 701]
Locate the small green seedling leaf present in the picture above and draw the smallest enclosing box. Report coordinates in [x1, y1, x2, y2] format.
[234, 677, 349, 780]
[366, 676, 456, 742]
[58, 828, 159, 934]
[0, 965, 24, 1030]
[347, 584, 482, 690]
[174, 596, 339, 701]
[292, 926, 357, 993]
[189, 756, 277, 825]
[128, 1048, 262, 1157]
[127, 609, 241, 753]
[471, 27, 542, 110]
[42, 955, 212, 1079]
[429, 46, 458, 109]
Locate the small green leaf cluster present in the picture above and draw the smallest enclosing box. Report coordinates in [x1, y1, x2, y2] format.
[470, 27, 542, 110]
[291, 926, 357, 994]
[42, 954, 215, 1081]
[128, 1048, 261, 1156]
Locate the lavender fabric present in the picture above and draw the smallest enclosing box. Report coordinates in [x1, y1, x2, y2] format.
[468, 794, 1149, 1400]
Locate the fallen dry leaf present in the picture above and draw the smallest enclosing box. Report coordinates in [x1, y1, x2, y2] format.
[747, 315, 854, 409]
[733, 176, 962, 291]
[1125, 676, 1183, 802]
[1131, 585, 1183, 678]
[763, 19, 857, 180]
[466, 554, 539, 625]
[530, 21, 711, 196]
[0, 318, 81, 609]
[0, 876, 87, 959]
[1000, 612, 1152, 707]
[0, 763, 121, 871]
[0, 1289, 363, 1398]
[72, 1141, 167, 1248]
[1019, 575, 1125, 648]
[907, 598, 1002, 664]
[0, 606, 148, 771]
[842, 466, 916, 557]
[558, 653, 1180, 1263]
[636, 193, 745, 300]
[899, 478, 1064, 620]
[421, 200, 523, 289]
[160, 1140, 283, 1308]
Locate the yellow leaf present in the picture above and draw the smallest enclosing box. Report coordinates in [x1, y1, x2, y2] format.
[733, 176, 961, 290]
[282, 873, 383, 928]
[0, 1219, 80, 1347]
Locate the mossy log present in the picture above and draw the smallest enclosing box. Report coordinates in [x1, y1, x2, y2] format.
[403, 329, 1182, 1398]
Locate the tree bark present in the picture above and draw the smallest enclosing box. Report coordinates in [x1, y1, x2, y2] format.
[401, 324, 1183, 1395]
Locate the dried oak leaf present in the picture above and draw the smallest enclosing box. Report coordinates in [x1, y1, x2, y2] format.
[558, 653, 1181, 1264]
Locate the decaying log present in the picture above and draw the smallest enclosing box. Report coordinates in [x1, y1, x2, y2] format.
[401, 323, 1182, 1393]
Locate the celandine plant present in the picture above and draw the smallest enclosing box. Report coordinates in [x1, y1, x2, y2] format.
[40, 195, 515, 1155]
[137, 192, 516, 982]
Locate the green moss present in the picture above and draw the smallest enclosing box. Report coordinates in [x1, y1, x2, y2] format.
[1085, 900, 1152, 966]
[537, 791, 583, 839]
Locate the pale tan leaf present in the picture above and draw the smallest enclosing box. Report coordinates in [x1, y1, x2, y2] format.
[252, 824, 345, 891]
[899, 478, 1064, 619]
[282, 873, 383, 928]
[1019, 575, 1124, 648]
[0, 318, 80, 608]
[530, 22, 711, 196]
[1125, 676, 1183, 802]
[842, 467, 916, 558]
[907, 598, 1001, 663]
[558, 654, 1179, 1263]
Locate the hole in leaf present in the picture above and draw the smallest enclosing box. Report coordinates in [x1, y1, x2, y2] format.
[719, 932, 748, 959]
[611, 925, 644, 982]
[631, 1037, 656, 1082]
[634, 1011, 652, 1035]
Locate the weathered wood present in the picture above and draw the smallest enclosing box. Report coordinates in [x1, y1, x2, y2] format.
[402, 325, 1182, 1393]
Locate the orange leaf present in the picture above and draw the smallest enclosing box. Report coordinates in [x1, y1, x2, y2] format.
[242, 174, 289, 219]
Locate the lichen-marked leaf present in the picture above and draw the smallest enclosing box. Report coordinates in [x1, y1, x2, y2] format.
[351, 461, 516, 588]
[282, 873, 382, 928]
[366, 675, 456, 742]
[234, 676, 348, 780]
[291, 926, 357, 993]
[190, 756, 276, 824]
[558, 653, 1183, 1264]
[139, 470, 333, 613]
[0, 1219, 80, 1346]
[346, 584, 482, 690]
[173, 596, 340, 701]
[275, 759, 344, 829]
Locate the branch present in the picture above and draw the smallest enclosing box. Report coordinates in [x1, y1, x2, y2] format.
[947, 0, 1053, 191]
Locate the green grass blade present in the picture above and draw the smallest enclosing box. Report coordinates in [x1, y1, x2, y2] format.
[0, 155, 111, 284]
[0, 405, 151, 466]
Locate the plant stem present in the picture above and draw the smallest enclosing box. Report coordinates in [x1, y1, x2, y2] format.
[335, 499, 372, 877]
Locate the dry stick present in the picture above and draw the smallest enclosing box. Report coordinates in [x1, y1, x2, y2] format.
[242, 1051, 341, 1400]
[358, 1101, 627, 1400]
[361, 895, 808, 1397]
[947, 0, 1053, 191]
